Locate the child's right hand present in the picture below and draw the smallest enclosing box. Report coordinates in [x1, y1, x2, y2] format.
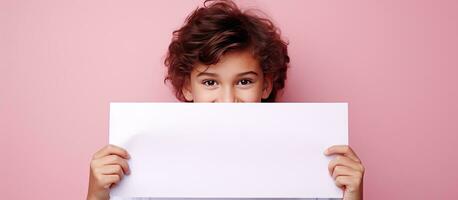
[87, 144, 131, 200]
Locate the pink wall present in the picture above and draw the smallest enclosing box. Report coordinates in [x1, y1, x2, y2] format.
[1, 0, 457, 199]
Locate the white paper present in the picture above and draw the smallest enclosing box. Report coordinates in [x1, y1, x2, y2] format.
[109, 103, 348, 199]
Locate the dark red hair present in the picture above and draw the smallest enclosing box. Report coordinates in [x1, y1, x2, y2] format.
[164, 0, 289, 102]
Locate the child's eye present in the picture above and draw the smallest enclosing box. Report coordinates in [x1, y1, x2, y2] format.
[202, 80, 218, 87]
[237, 79, 253, 86]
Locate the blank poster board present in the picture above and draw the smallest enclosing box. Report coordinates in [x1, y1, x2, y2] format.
[109, 103, 348, 198]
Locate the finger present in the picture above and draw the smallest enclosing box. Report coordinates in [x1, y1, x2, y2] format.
[334, 175, 352, 189]
[332, 165, 362, 179]
[98, 155, 131, 175]
[102, 175, 121, 189]
[334, 175, 362, 193]
[99, 165, 125, 180]
[93, 144, 130, 160]
[324, 145, 360, 162]
[328, 155, 364, 175]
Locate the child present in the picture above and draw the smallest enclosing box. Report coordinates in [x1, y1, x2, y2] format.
[87, 0, 364, 199]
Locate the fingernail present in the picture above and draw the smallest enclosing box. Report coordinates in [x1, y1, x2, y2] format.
[127, 153, 131, 159]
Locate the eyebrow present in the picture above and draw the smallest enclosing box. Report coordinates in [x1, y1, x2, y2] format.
[237, 71, 259, 77]
[196, 72, 218, 78]
[196, 71, 259, 78]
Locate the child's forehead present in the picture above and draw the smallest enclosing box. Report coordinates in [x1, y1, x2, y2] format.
[194, 50, 261, 74]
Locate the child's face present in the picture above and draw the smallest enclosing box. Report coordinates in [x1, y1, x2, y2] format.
[182, 50, 273, 102]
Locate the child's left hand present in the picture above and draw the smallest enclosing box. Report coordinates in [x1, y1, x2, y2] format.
[325, 145, 365, 200]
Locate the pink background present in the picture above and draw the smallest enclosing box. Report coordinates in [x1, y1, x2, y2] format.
[1, 0, 457, 199]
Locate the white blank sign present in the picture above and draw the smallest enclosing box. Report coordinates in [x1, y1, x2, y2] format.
[109, 103, 348, 199]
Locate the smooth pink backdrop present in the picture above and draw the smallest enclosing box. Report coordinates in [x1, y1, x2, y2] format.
[1, 0, 457, 199]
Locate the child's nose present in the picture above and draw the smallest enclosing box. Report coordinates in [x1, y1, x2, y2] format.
[218, 86, 236, 102]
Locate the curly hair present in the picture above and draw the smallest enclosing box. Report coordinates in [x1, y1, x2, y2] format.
[164, 0, 289, 102]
